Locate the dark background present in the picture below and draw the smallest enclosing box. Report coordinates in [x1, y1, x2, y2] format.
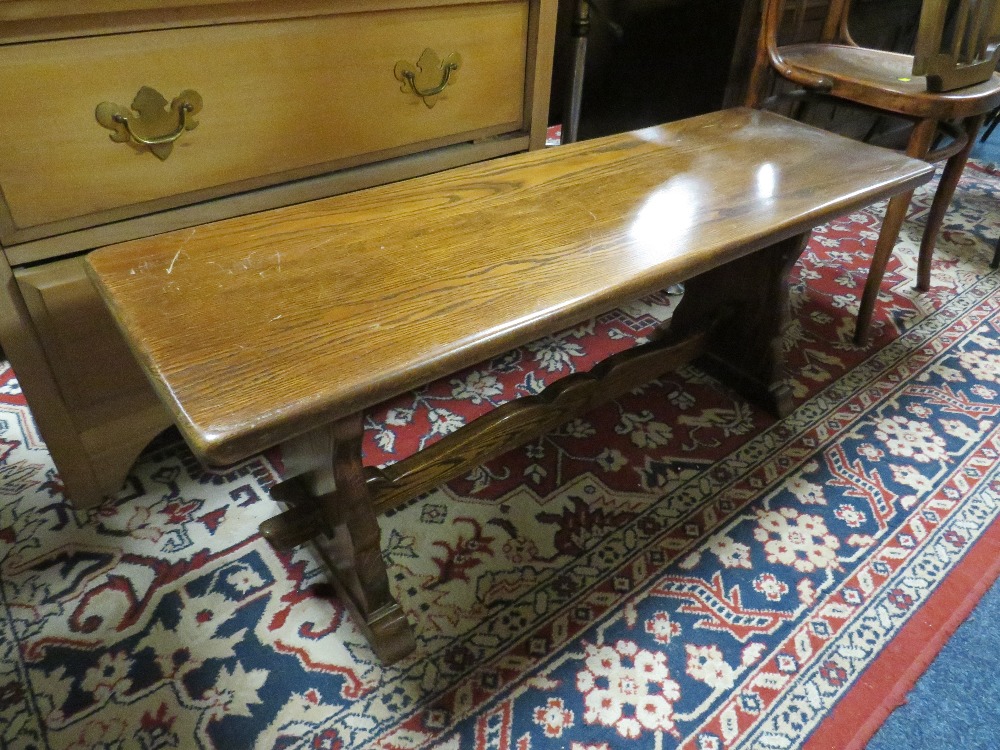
[548, 0, 925, 141]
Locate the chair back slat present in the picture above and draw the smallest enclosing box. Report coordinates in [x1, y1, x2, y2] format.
[820, 0, 855, 43]
[951, 1, 971, 59]
[913, 0, 1000, 91]
[968, 0, 995, 58]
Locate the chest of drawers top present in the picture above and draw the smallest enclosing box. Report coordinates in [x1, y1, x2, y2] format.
[0, 0, 554, 263]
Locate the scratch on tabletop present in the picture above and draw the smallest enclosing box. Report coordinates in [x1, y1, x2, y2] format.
[166, 249, 183, 274]
[165, 228, 197, 274]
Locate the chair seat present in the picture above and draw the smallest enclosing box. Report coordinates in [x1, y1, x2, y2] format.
[779, 43, 1000, 120]
[748, 0, 1000, 344]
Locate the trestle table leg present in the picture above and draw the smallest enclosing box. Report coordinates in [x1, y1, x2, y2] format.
[261, 415, 416, 664]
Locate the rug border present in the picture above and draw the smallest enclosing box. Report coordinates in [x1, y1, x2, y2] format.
[805, 512, 1000, 749]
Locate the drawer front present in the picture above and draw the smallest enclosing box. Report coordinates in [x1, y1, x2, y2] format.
[0, 1, 528, 244]
[15, 257, 158, 415]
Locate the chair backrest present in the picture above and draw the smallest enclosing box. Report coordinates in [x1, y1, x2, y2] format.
[912, 0, 1000, 91]
[762, 0, 854, 49]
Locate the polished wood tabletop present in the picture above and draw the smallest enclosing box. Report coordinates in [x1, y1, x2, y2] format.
[87, 107, 932, 465]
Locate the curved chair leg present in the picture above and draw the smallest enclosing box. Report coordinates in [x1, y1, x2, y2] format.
[854, 191, 916, 344]
[854, 118, 937, 344]
[916, 114, 985, 291]
[992, 235, 1000, 269]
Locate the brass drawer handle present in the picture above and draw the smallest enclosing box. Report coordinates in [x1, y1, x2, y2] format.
[95, 86, 203, 161]
[394, 49, 461, 108]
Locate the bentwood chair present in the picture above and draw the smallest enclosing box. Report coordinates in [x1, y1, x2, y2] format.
[745, 0, 1000, 343]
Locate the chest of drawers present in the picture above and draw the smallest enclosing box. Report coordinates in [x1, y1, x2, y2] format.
[0, 0, 557, 507]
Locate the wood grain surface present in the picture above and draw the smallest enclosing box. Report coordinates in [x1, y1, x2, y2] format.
[87, 107, 933, 465]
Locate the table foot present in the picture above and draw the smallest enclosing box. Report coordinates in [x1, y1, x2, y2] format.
[260, 417, 417, 664]
[663, 232, 810, 419]
[310, 526, 417, 664]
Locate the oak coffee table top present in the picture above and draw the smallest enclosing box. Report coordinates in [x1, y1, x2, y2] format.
[86, 107, 932, 465]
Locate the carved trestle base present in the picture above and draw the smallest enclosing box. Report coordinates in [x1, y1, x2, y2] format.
[258, 231, 810, 663]
[665, 232, 810, 419]
[260, 418, 416, 665]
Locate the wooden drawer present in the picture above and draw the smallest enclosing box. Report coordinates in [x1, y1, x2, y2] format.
[0, 0, 529, 246]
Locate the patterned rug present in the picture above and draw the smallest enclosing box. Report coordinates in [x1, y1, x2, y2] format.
[2, 162, 999, 750]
